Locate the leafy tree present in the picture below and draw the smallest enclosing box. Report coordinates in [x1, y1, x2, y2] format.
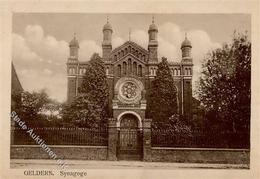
[39, 99, 62, 122]
[20, 90, 49, 120]
[78, 53, 109, 117]
[146, 57, 178, 129]
[12, 90, 52, 127]
[197, 32, 250, 133]
[63, 53, 109, 128]
[62, 94, 104, 128]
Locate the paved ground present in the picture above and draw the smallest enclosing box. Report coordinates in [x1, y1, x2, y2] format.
[10, 159, 249, 169]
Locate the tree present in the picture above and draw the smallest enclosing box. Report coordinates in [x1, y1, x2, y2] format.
[146, 57, 178, 129]
[63, 53, 109, 128]
[12, 90, 51, 127]
[39, 99, 63, 124]
[197, 32, 250, 133]
[62, 94, 104, 128]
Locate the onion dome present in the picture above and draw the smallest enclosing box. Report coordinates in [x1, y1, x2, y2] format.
[103, 22, 113, 32]
[69, 36, 79, 47]
[148, 17, 158, 32]
[149, 23, 158, 32]
[181, 36, 192, 48]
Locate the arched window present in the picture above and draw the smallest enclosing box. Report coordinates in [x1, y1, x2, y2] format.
[133, 62, 137, 75]
[174, 68, 178, 76]
[150, 68, 153, 75]
[118, 65, 121, 76]
[106, 67, 109, 75]
[114, 55, 117, 61]
[128, 58, 132, 74]
[125, 48, 128, 55]
[185, 68, 188, 75]
[153, 68, 156, 76]
[123, 62, 127, 75]
[132, 48, 135, 54]
[138, 65, 142, 77]
[189, 68, 192, 75]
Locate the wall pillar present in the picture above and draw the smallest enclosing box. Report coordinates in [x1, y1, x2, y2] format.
[107, 118, 118, 160]
[143, 118, 152, 161]
[11, 119, 15, 145]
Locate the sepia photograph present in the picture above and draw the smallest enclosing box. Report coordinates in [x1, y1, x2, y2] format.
[0, 1, 259, 178]
[10, 13, 251, 169]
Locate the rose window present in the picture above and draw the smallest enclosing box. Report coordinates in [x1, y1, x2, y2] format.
[121, 82, 137, 99]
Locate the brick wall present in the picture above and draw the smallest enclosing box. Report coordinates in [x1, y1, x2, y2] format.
[11, 145, 108, 160]
[151, 147, 249, 164]
[183, 79, 192, 119]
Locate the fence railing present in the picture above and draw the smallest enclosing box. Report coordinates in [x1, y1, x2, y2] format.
[151, 129, 250, 149]
[13, 127, 108, 146]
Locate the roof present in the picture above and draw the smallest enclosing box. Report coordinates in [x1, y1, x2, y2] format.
[181, 37, 192, 48]
[149, 23, 158, 32]
[103, 22, 113, 32]
[69, 36, 79, 47]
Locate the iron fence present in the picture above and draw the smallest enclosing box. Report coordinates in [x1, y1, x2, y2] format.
[151, 129, 250, 149]
[13, 127, 108, 146]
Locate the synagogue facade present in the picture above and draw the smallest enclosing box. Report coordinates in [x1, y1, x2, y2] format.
[66, 19, 193, 128]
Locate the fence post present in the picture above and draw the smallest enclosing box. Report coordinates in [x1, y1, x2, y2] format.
[108, 118, 118, 160]
[143, 118, 152, 161]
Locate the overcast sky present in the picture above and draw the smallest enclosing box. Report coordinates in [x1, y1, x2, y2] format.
[12, 13, 251, 102]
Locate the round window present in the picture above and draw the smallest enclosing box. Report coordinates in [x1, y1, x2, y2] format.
[117, 78, 143, 104]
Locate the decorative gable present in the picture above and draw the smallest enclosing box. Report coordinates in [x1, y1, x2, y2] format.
[110, 41, 149, 63]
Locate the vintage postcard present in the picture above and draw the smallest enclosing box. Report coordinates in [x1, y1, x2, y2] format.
[0, 0, 259, 179]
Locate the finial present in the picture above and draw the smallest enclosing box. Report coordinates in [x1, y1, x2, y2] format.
[107, 15, 109, 23]
[185, 32, 187, 39]
[152, 15, 155, 23]
[129, 28, 131, 41]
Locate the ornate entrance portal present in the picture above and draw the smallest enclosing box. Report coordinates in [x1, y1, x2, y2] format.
[117, 113, 143, 160]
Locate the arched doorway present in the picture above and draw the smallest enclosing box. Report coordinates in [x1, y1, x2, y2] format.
[117, 113, 143, 160]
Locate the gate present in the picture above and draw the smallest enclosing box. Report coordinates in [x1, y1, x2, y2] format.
[117, 114, 143, 160]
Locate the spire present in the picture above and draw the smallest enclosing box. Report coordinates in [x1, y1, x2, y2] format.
[181, 32, 192, 48]
[129, 28, 131, 41]
[103, 15, 113, 32]
[148, 15, 158, 32]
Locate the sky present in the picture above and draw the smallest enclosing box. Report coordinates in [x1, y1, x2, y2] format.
[12, 13, 251, 102]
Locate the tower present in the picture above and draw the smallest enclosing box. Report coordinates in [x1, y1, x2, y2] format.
[181, 33, 192, 62]
[102, 17, 113, 60]
[148, 17, 158, 63]
[67, 34, 79, 103]
[180, 34, 193, 120]
[69, 34, 79, 60]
